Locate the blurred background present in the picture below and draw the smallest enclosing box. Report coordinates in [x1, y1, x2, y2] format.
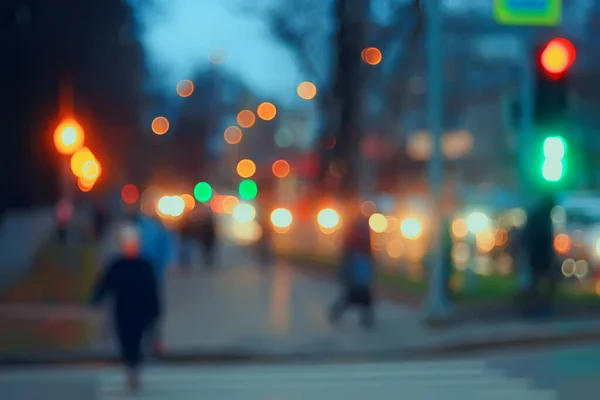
[2, 0, 600, 398]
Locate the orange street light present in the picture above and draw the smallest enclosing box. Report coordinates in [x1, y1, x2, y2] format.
[82, 159, 101, 180]
[77, 177, 95, 192]
[70, 147, 95, 177]
[54, 118, 84, 155]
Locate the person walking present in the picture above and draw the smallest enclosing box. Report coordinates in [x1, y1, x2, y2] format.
[199, 206, 217, 268]
[91, 224, 161, 393]
[328, 204, 375, 328]
[100, 205, 177, 355]
[522, 194, 558, 316]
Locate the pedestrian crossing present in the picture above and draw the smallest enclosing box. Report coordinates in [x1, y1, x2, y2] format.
[97, 359, 558, 400]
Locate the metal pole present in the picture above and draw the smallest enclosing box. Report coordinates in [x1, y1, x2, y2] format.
[517, 35, 533, 292]
[423, 0, 451, 319]
[519, 36, 533, 202]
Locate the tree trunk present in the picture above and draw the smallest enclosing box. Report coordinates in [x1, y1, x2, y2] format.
[331, 0, 368, 199]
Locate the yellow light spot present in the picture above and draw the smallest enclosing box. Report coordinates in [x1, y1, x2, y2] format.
[368, 213, 387, 233]
[297, 82, 317, 100]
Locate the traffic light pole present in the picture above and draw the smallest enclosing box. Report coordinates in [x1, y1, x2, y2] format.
[519, 34, 534, 202]
[423, 0, 452, 321]
[517, 34, 533, 292]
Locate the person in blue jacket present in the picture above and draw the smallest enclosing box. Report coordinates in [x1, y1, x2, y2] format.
[328, 207, 375, 328]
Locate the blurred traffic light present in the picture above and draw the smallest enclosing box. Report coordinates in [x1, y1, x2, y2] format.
[533, 38, 575, 185]
[541, 135, 566, 181]
[238, 179, 258, 201]
[539, 38, 575, 79]
[54, 118, 84, 155]
[193, 182, 212, 203]
[535, 38, 575, 123]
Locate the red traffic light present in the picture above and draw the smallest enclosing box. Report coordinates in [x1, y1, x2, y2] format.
[540, 38, 576, 78]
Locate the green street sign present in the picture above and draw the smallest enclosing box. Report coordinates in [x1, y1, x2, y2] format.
[493, 0, 561, 26]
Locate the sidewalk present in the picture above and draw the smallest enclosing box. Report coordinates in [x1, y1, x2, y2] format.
[1, 246, 600, 364]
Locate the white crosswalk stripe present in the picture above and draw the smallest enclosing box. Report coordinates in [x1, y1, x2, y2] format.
[97, 360, 558, 400]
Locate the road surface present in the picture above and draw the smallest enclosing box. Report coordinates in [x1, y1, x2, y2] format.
[1, 357, 558, 399]
[4, 343, 600, 398]
[160, 243, 419, 355]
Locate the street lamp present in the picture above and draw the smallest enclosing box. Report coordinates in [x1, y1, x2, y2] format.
[54, 118, 84, 155]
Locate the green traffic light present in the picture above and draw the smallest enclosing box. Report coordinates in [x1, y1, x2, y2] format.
[541, 159, 564, 182]
[193, 182, 212, 202]
[238, 179, 258, 200]
[543, 136, 566, 159]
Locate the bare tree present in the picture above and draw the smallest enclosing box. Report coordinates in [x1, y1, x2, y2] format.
[228, 0, 423, 195]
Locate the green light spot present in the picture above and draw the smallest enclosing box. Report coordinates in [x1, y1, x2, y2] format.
[238, 179, 258, 201]
[193, 182, 212, 202]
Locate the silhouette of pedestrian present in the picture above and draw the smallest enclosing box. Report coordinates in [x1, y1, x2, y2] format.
[522, 194, 557, 316]
[91, 224, 161, 393]
[329, 204, 375, 328]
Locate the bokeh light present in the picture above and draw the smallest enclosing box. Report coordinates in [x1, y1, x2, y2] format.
[181, 193, 195, 211]
[466, 212, 488, 233]
[541, 39, 575, 75]
[317, 208, 340, 230]
[362, 47, 382, 65]
[222, 195, 239, 214]
[210, 195, 225, 214]
[70, 147, 95, 177]
[297, 82, 317, 100]
[82, 159, 100, 180]
[79, 176, 96, 187]
[257, 102, 277, 121]
[554, 233, 571, 254]
[400, 218, 422, 240]
[238, 179, 258, 201]
[272, 159, 290, 178]
[233, 203, 256, 223]
[121, 184, 139, 204]
[151, 116, 169, 135]
[236, 159, 256, 178]
[157, 195, 185, 217]
[176, 80, 194, 97]
[224, 126, 243, 144]
[270, 208, 292, 229]
[54, 118, 84, 155]
[237, 110, 256, 129]
[77, 177, 94, 192]
[451, 218, 468, 238]
[369, 213, 387, 233]
[193, 182, 213, 203]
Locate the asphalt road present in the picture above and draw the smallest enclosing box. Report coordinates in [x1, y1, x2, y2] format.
[0, 356, 559, 399]
[5, 343, 600, 399]
[481, 342, 600, 399]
